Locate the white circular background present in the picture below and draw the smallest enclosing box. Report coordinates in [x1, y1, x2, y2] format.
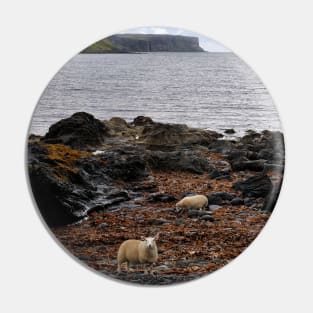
[1, 1, 312, 312]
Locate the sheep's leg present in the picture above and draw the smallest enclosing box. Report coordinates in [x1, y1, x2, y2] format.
[117, 263, 121, 273]
[148, 264, 154, 276]
[143, 264, 148, 275]
[125, 261, 129, 273]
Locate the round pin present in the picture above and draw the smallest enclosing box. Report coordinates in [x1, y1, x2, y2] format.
[27, 26, 284, 285]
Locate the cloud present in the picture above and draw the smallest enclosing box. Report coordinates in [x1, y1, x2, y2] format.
[118, 26, 230, 52]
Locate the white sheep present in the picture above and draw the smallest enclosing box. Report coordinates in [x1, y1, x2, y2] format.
[175, 195, 208, 211]
[117, 233, 159, 274]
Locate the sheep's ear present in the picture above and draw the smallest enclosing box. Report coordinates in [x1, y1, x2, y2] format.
[140, 236, 146, 241]
[154, 233, 160, 240]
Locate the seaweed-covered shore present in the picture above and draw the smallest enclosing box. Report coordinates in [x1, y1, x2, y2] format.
[28, 112, 284, 285]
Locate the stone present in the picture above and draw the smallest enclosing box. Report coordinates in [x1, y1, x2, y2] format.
[140, 121, 219, 147]
[207, 192, 235, 204]
[146, 192, 177, 203]
[208, 140, 235, 153]
[132, 116, 154, 126]
[146, 150, 211, 174]
[224, 128, 235, 134]
[146, 218, 168, 225]
[209, 168, 230, 179]
[188, 210, 212, 217]
[209, 205, 222, 211]
[200, 215, 215, 222]
[231, 198, 244, 206]
[42, 112, 109, 150]
[233, 174, 273, 198]
[231, 159, 265, 172]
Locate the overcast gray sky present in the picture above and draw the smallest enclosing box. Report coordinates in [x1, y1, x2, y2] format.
[118, 26, 230, 52]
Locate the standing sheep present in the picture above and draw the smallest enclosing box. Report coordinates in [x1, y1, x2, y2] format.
[175, 194, 208, 211]
[117, 233, 159, 274]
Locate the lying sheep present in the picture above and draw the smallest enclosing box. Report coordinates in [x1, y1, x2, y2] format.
[117, 233, 159, 274]
[175, 195, 208, 212]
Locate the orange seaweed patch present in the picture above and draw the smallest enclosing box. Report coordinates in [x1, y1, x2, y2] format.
[42, 143, 91, 181]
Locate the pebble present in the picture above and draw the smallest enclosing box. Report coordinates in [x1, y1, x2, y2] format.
[231, 198, 244, 206]
[209, 205, 222, 211]
[146, 218, 168, 225]
[188, 210, 212, 217]
[200, 215, 215, 222]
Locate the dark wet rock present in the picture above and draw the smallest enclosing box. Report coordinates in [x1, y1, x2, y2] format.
[131, 176, 157, 191]
[231, 198, 244, 206]
[215, 160, 230, 167]
[226, 149, 248, 161]
[173, 218, 186, 225]
[132, 116, 154, 126]
[28, 142, 149, 226]
[188, 210, 212, 217]
[146, 150, 211, 174]
[216, 174, 232, 180]
[182, 191, 194, 197]
[146, 192, 177, 203]
[209, 168, 230, 179]
[200, 215, 215, 222]
[224, 128, 235, 134]
[146, 218, 169, 225]
[231, 159, 265, 172]
[208, 139, 235, 153]
[42, 112, 109, 150]
[100, 146, 150, 181]
[233, 174, 273, 198]
[207, 194, 222, 205]
[209, 204, 222, 211]
[258, 148, 274, 160]
[104, 117, 137, 138]
[140, 121, 220, 147]
[207, 192, 235, 205]
[244, 197, 255, 206]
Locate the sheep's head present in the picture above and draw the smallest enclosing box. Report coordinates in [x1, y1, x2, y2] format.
[175, 202, 180, 209]
[143, 233, 159, 249]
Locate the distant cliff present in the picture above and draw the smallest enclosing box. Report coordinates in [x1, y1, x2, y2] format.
[81, 34, 204, 53]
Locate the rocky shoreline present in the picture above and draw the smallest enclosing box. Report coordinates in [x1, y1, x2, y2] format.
[28, 112, 284, 284]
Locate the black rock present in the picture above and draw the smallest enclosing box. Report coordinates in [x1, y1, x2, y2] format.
[182, 191, 194, 197]
[42, 112, 109, 150]
[231, 159, 265, 172]
[200, 215, 215, 222]
[141, 121, 219, 147]
[226, 149, 248, 161]
[231, 198, 244, 206]
[147, 192, 177, 203]
[188, 210, 212, 217]
[215, 174, 232, 181]
[146, 150, 211, 174]
[233, 174, 273, 198]
[100, 146, 150, 181]
[208, 140, 235, 153]
[132, 116, 154, 126]
[146, 218, 168, 225]
[207, 192, 235, 205]
[224, 128, 235, 134]
[244, 197, 255, 206]
[209, 168, 230, 179]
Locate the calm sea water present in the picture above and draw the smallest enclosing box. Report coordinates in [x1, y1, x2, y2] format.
[30, 52, 281, 136]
